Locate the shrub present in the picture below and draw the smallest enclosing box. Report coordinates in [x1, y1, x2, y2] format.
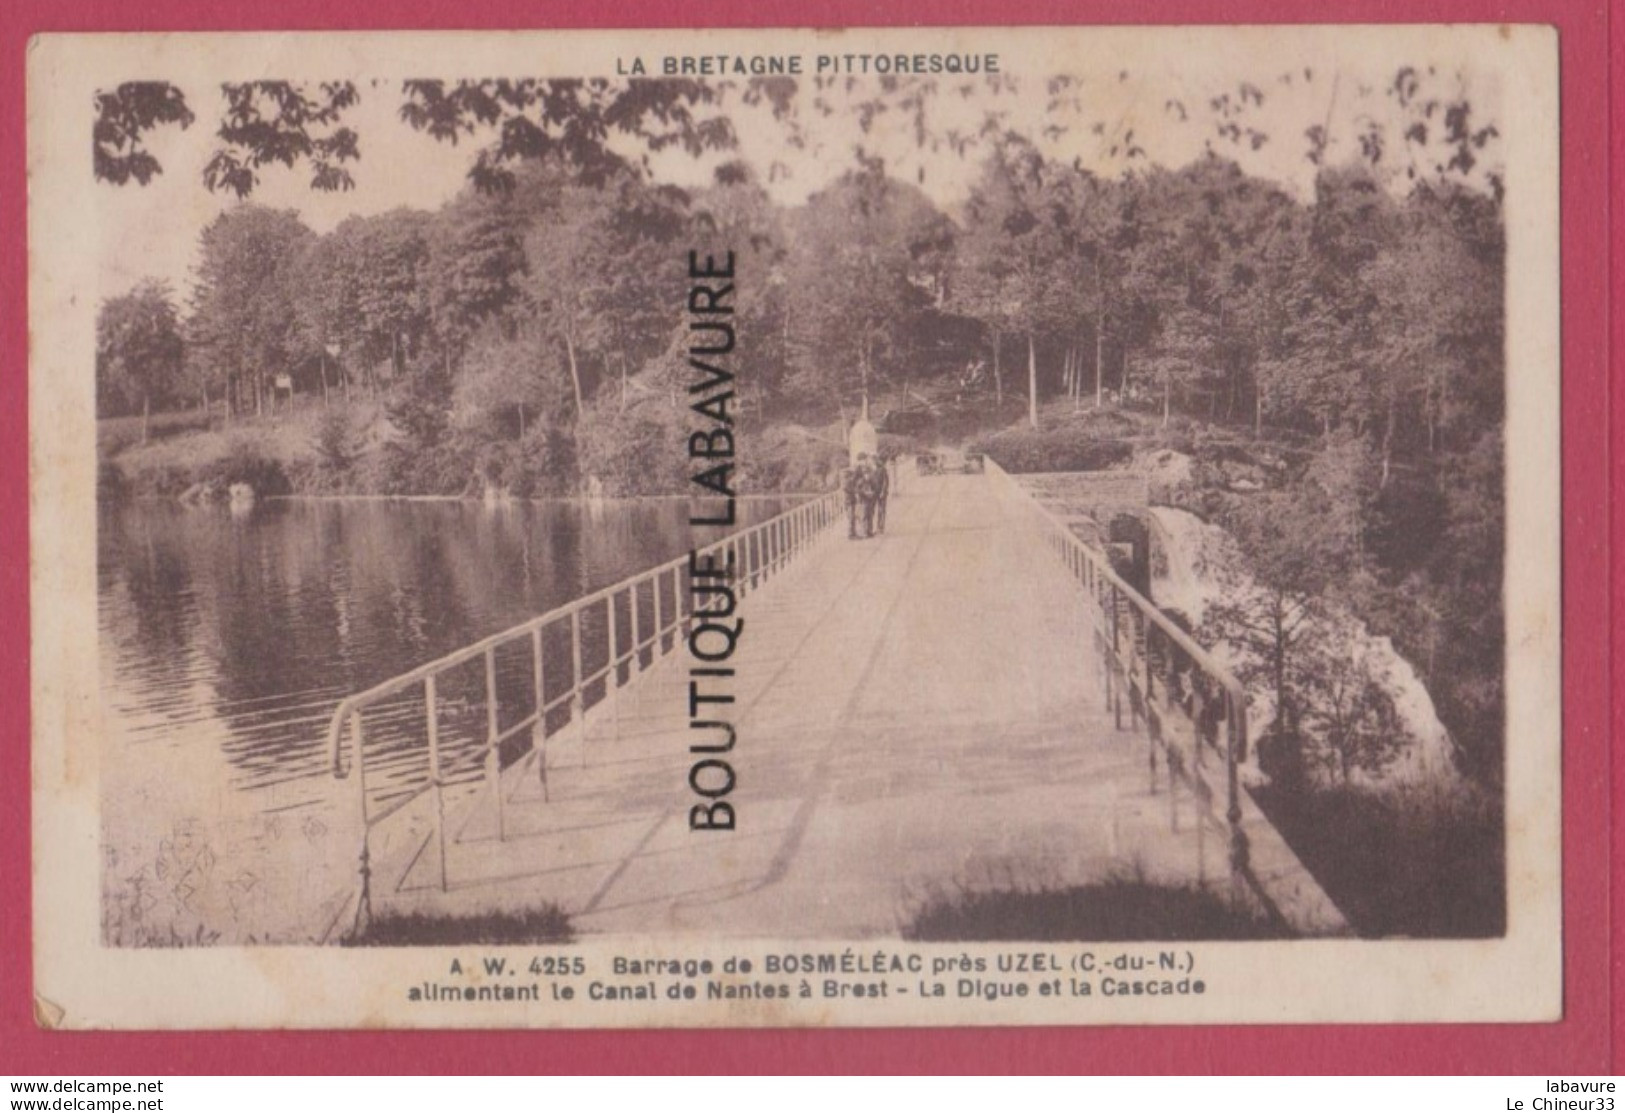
[739, 424, 847, 493]
[470, 426, 578, 498]
[968, 427, 1133, 473]
[367, 438, 475, 497]
[313, 406, 358, 474]
[199, 435, 291, 496]
[574, 398, 684, 496]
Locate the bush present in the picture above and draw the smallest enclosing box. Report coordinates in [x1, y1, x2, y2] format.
[367, 438, 475, 497]
[313, 406, 358, 475]
[470, 426, 578, 498]
[199, 435, 291, 496]
[968, 426, 1133, 473]
[1256, 726, 1309, 791]
[574, 397, 684, 496]
[739, 424, 847, 493]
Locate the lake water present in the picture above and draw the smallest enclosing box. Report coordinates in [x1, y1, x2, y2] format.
[96, 496, 794, 945]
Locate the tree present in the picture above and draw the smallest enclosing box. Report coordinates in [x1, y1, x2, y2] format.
[204, 82, 361, 198]
[188, 206, 315, 418]
[1301, 650, 1410, 784]
[686, 165, 792, 413]
[950, 157, 1026, 407]
[783, 163, 951, 409]
[423, 187, 531, 353]
[573, 392, 686, 496]
[1121, 158, 1297, 426]
[1057, 169, 1135, 410]
[1139, 304, 1215, 427]
[1201, 484, 1344, 785]
[522, 173, 690, 420]
[1233, 200, 1311, 435]
[1281, 166, 1395, 438]
[954, 142, 1072, 427]
[1305, 428, 1382, 559]
[294, 208, 432, 396]
[96, 281, 184, 437]
[95, 77, 736, 198]
[1367, 182, 1504, 465]
[397, 79, 734, 194]
[1426, 428, 1505, 780]
[93, 83, 195, 186]
[451, 322, 572, 439]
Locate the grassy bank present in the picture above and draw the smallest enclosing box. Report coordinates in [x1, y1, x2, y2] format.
[100, 398, 859, 500]
[1250, 783, 1504, 938]
[103, 400, 361, 498]
[343, 905, 574, 947]
[100, 392, 1205, 501]
[902, 875, 1286, 941]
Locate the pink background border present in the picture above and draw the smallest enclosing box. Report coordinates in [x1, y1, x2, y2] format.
[0, 0, 1612, 1075]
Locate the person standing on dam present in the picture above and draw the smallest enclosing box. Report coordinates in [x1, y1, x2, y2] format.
[870, 452, 891, 535]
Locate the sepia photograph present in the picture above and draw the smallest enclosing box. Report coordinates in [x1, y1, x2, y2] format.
[29, 24, 1561, 1028]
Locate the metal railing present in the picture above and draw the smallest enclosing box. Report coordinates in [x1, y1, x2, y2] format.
[325, 490, 845, 932]
[985, 458, 1263, 911]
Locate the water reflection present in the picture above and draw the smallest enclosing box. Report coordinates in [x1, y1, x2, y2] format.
[96, 496, 791, 943]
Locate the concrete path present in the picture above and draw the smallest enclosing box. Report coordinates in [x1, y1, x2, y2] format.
[367, 474, 1342, 938]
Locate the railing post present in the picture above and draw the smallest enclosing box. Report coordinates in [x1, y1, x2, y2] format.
[653, 568, 665, 656]
[425, 674, 448, 891]
[631, 579, 643, 673]
[1196, 782, 1208, 885]
[1146, 692, 1159, 792]
[531, 625, 548, 802]
[571, 608, 586, 760]
[1110, 585, 1123, 731]
[1131, 611, 1145, 729]
[1143, 622, 1156, 713]
[349, 710, 371, 936]
[327, 491, 870, 932]
[1167, 743, 1179, 832]
[1226, 690, 1250, 899]
[608, 595, 622, 742]
[485, 647, 504, 841]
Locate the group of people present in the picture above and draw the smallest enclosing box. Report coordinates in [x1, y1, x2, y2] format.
[842, 452, 891, 540]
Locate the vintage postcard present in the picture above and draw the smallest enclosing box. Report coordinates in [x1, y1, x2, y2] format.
[29, 24, 1561, 1029]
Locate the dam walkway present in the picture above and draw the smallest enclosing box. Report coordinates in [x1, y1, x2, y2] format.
[325, 465, 1345, 940]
